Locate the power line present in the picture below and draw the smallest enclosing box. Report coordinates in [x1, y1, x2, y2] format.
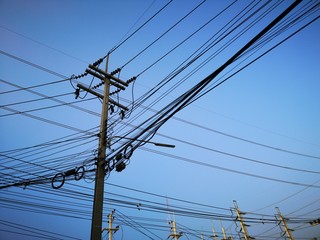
[135, 0, 238, 78]
[141, 146, 320, 189]
[1, 106, 90, 133]
[188, 6, 320, 108]
[0, 218, 81, 240]
[108, 0, 174, 55]
[155, 132, 320, 174]
[0, 97, 96, 117]
[0, 25, 88, 64]
[0, 49, 69, 79]
[0, 78, 101, 117]
[120, 0, 207, 69]
[252, 178, 320, 212]
[0, 77, 72, 95]
[0, 92, 73, 107]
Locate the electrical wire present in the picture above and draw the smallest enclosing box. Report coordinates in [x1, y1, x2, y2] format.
[120, 0, 207, 69]
[0, 78, 101, 117]
[0, 25, 88, 64]
[0, 92, 73, 107]
[141, 146, 320, 189]
[0, 97, 96, 117]
[1, 1, 318, 238]
[0, 49, 69, 79]
[0, 218, 81, 240]
[1, 106, 90, 133]
[108, 0, 174, 55]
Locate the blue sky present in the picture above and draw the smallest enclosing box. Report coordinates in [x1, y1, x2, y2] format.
[1, 0, 320, 239]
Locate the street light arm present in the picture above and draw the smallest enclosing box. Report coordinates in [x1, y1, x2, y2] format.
[111, 136, 175, 148]
[152, 142, 175, 148]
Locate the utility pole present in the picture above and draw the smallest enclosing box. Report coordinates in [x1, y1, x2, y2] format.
[78, 54, 128, 240]
[221, 224, 227, 240]
[90, 55, 110, 240]
[233, 201, 253, 240]
[102, 211, 119, 240]
[276, 207, 294, 240]
[210, 224, 218, 240]
[168, 220, 183, 240]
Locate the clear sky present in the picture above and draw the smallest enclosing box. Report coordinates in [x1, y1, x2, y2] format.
[0, 0, 319, 239]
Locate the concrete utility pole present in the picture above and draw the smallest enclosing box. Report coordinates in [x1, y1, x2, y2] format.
[210, 224, 218, 240]
[168, 220, 183, 240]
[276, 207, 294, 240]
[233, 201, 253, 240]
[78, 55, 128, 240]
[221, 224, 227, 240]
[102, 211, 119, 240]
[90, 55, 110, 240]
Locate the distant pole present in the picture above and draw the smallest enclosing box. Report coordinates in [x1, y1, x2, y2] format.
[276, 207, 294, 240]
[221, 224, 227, 240]
[101, 211, 119, 240]
[168, 220, 182, 240]
[211, 224, 218, 240]
[219, 220, 228, 240]
[108, 212, 113, 240]
[233, 201, 251, 240]
[90, 55, 110, 240]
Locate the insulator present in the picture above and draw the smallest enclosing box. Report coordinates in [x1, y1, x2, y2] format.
[110, 89, 121, 96]
[92, 58, 104, 67]
[73, 72, 88, 79]
[92, 82, 104, 89]
[110, 68, 121, 75]
[127, 76, 137, 84]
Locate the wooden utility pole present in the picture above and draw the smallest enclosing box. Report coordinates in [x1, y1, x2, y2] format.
[276, 207, 294, 240]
